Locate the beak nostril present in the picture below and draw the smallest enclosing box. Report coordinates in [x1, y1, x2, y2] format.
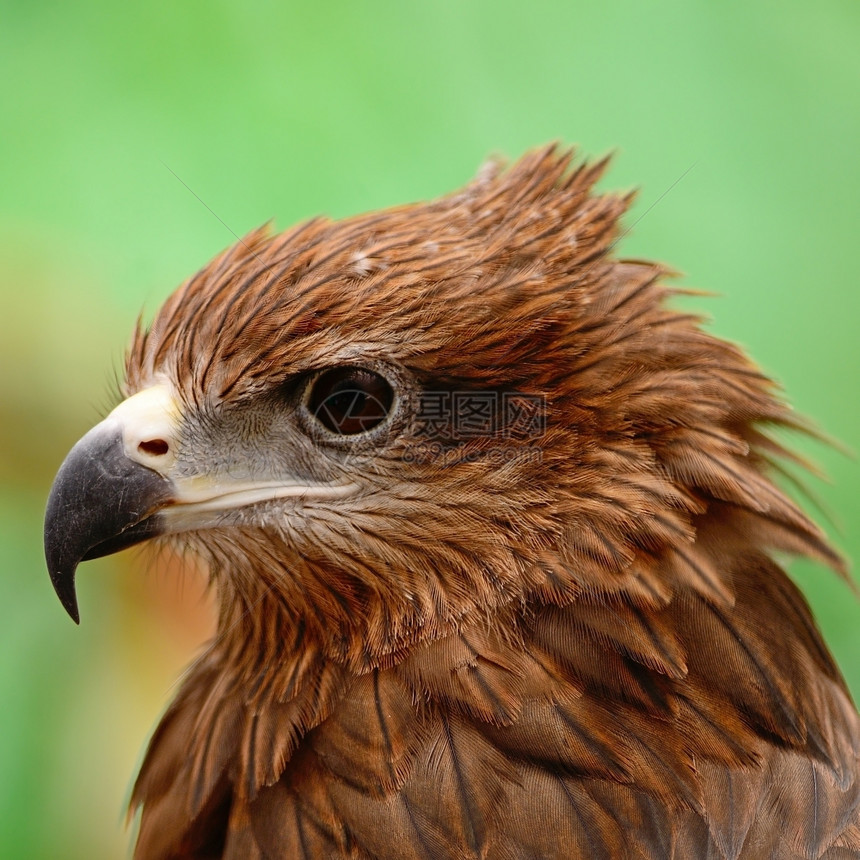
[138, 439, 170, 457]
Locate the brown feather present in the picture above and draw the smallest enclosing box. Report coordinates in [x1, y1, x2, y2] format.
[116, 145, 859, 858]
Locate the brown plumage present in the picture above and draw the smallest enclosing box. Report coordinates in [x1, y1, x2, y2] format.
[45, 146, 860, 858]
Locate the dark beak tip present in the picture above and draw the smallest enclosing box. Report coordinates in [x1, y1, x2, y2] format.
[48, 564, 81, 624]
[67, 603, 81, 625]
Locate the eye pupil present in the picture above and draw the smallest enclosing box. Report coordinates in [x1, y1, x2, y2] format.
[308, 367, 394, 435]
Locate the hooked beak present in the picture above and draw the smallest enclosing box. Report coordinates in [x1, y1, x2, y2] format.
[44, 386, 179, 623]
[45, 383, 358, 623]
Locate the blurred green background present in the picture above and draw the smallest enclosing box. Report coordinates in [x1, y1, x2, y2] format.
[2, 0, 858, 856]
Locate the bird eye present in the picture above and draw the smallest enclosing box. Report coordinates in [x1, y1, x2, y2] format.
[306, 367, 395, 435]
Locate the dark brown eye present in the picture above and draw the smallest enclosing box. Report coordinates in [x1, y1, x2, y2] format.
[307, 367, 395, 435]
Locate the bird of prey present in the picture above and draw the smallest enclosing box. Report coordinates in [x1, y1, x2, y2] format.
[45, 146, 860, 859]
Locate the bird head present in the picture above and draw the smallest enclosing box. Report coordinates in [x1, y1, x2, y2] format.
[44, 146, 834, 669]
